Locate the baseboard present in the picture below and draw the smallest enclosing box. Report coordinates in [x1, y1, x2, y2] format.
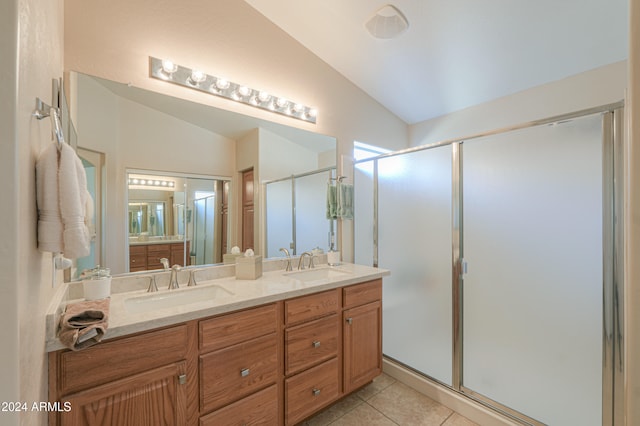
[382, 358, 520, 426]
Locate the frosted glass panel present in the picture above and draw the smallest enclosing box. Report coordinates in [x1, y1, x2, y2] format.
[462, 114, 603, 424]
[265, 179, 293, 257]
[378, 146, 453, 385]
[296, 172, 333, 253]
[354, 161, 375, 266]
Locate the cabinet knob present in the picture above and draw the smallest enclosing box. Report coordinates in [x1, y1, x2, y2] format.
[312, 341, 321, 348]
[240, 368, 250, 377]
[312, 388, 321, 397]
[346, 317, 353, 325]
[178, 374, 186, 385]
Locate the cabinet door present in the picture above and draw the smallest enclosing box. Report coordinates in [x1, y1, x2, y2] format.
[343, 301, 382, 393]
[60, 361, 187, 426]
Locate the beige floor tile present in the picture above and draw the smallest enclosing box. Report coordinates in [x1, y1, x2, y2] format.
[367, 382, 453, 425]
[301, 394, 363, 426]
[356, 373, 397, 401]
[330, 403, 398, 426]
[442, 413, 480, 426]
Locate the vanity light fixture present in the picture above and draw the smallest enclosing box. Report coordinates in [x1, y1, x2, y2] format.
[149, 56, 317, 124]
[128, 178, 175, 188]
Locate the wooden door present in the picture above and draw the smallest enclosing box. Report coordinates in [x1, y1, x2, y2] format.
[343, 301, 382, 393]
[60, 361, 187, 426]
[242, 169, 254, 251]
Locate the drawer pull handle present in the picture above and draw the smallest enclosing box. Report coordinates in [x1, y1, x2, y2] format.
[178, 374, 187, 385]
[346, 317, 353, 325]
[312, 341, 321, 348]
[312, 388, 321, 397]
[240, 368, 250, 377]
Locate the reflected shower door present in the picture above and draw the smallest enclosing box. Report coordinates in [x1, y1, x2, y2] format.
[378, 146, 453, 385]
[265, 179, 293, 257]
[462, 114, 603, 424]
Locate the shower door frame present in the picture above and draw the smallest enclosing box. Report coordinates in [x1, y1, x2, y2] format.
[355, 101, 624, 426]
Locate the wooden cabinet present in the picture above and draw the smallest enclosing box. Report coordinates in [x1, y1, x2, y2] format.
[343, 281, 383, 393]
[49, 279, 383, 426]
[199, 303, 280, 424]
[60, 361, 187, 426]
[128, 241, 190, 272]
[284, 290, 340, 425]
[49, 325, 192, 426]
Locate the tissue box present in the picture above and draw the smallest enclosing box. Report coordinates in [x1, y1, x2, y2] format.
[236, 255, 263, 280]
[223, 253, 243, 264]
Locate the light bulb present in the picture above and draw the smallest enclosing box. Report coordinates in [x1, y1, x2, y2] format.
[161, 59, 178, 74]
[258, 91, 271, 102]
[140, 179, 147, 185]
[161, 181, 168, 186]
[215, 78, 230, 90]
[132, 179, 139, 184]
[276, 97, 288, 108]
[293, 103, 305, 113]
[190, 70, 207, 84]
[308, 108, 318, 118]
[238, 86, 251, 97]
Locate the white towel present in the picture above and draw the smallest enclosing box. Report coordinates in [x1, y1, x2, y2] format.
[36, 143, 91, 259]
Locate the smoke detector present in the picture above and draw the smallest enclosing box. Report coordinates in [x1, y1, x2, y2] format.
[365, 4, 409, 39]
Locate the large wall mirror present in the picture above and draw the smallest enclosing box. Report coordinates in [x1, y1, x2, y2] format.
[68, 72, 336, 278]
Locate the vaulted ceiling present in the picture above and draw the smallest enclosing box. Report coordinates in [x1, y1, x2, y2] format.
[244, 0, 628, 124]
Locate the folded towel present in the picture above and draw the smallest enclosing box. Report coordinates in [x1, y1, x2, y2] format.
[337, 182, 354, 220]
[326, 183, 338, 220]
[58, 299, 110, 351]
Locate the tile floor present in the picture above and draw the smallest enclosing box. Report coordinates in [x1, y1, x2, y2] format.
[300, 374, 480, 426]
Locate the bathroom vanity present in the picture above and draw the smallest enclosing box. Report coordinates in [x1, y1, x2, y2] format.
[46, 261, 387, 425]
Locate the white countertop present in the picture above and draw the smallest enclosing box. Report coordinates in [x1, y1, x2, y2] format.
[46, 262, 389, 352]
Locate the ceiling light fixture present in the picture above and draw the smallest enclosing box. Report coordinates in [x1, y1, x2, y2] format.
[149, 57, 317, 124]
[365, 4, 409, 39]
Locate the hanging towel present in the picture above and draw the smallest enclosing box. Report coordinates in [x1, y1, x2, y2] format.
[337, 182, 354, 220]
[58, 298, 110, 351]
[326, 183, 338, 219]
[36, 143, 92, 259]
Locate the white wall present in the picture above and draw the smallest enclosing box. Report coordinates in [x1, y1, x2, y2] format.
[0, 0, 65, 425]
[410, 61, 627, 147]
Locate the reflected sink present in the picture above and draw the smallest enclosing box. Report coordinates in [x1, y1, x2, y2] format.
[285, 267, 352, 282]
[124, 284, 234, 314]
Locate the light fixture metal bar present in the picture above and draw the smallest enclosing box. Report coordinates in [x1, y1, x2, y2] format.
[149, 57, 316, 124]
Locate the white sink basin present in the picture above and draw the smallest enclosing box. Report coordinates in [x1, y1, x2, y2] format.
[285, 267, 352, 282]
[124, 284, 234, 314]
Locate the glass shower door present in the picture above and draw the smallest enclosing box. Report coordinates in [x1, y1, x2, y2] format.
[461, 114, 604, 425]
[377, 145, 453, 385]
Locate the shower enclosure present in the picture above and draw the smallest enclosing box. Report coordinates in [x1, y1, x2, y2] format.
[354, 103, 624, 425]
[265, 167, 337, 257]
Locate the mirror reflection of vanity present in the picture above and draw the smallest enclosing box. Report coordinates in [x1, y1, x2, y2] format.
[68, 72, 336, 277]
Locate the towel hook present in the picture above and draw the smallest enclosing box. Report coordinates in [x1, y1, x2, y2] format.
[33, 97, 65, 149]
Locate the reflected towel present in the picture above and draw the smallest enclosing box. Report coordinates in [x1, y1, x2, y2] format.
[326, 183, 338, 219]
[337, 182, 354, 220]
[58, 299, 110, 351]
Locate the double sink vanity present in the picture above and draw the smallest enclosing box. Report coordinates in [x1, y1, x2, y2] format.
[46, 258, 389, 425]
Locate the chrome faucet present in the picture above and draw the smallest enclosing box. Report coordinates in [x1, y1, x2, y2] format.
[298, 251, 315, 270]
[169, 264, 181, 290]
[146, 275, 159, 293]
[188, 269, 198, 287]
[280, 247, 293, 271]
[160, 257, 170, 270]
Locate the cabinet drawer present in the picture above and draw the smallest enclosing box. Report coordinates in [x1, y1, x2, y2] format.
[285, 357, 340, 425]
[199, 384, 278, 426]
[343, 280, 382, 308]
[58, 324, 188, 395]
[285, 289, 339, 325]
[200, 304, 277, 352]
[285, 314, 339, 375]
[129, 245, 146, 255]
[200, 333, 278, 413]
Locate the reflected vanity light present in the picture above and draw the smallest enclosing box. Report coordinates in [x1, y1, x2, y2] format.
[149, 56, 317, 124]
[128, 178, 175, 188]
